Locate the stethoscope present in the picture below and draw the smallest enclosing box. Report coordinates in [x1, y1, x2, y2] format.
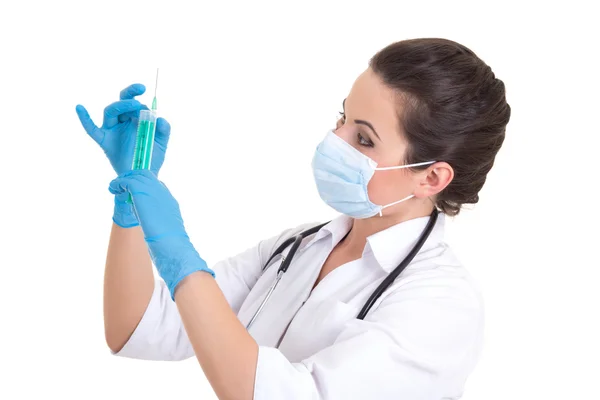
[245, 208, 439, 330]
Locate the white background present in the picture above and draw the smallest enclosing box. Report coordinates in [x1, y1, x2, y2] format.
[1, 1, 599, 399]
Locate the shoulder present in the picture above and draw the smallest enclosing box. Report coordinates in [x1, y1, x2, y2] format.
[264, 220, 324, 250]
[393, 242, 484, 313]
[365, 250, 484, 375]
[375, 242, 484, 353]
[255, 220, 326, 266]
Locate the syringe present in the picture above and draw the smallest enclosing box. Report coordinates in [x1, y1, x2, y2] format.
[127, 68, 159, 204]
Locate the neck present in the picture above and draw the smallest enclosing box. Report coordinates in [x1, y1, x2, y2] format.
[340, 200, 434, 253]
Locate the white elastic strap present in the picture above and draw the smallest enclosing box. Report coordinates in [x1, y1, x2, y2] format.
[378, 194, 415, 217]
[374, 161, 436, 171]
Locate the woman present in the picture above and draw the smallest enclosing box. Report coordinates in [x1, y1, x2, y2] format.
[76, 38, 510, 399]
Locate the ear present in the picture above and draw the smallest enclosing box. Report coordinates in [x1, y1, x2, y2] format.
[413, 162, 454, 198]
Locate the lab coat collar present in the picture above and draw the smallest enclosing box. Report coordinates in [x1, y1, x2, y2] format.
[365, 212, 446, 272]
[303, 212, 445, 273]
[302, 214, 352, 250]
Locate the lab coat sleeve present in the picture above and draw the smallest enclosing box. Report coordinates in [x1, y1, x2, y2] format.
[253, 274, 484, 400]
[113, 222, 318, 361]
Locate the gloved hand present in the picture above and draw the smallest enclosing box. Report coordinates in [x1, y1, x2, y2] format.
[109, 170, 215, 299]
[76, 83, 171, 228]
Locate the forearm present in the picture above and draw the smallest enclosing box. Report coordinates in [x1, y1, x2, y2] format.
[175, 271, 258, 400]
[104, 222, 155, 352]
[108, 170, 259, 396]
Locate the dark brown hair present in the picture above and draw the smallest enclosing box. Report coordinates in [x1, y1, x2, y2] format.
[369, 38, 511, 216]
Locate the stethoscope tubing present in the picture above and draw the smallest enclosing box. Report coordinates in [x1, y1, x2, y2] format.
[245, 209, 438, 330]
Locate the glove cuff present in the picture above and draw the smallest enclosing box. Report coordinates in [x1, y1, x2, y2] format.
[112, 194, 140, 228]
[146, 237, 215, 300]
[167, 259, 215, 301]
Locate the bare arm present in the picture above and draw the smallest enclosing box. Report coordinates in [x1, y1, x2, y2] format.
[103, 223, 155, 353]
[175, 271, 258, 400]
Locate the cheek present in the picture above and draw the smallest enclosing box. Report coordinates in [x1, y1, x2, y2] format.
[366, 170, 413, 204]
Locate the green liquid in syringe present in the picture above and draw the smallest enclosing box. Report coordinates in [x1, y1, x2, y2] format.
[127, 69, 159, 205]
[127, 116, 156, 204]
[132, 119, 156, 170]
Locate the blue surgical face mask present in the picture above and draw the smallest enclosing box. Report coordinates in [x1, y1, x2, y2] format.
[311, 130, 435, 219]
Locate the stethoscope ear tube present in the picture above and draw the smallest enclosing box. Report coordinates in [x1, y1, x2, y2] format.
[262, 222, 330, 272]
[278, 235, 303, 273]
[356, 208, 439, 320]
[249, 222, 329, 331]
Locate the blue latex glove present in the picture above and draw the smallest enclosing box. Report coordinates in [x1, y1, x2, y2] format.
[76, 84, 171, 228]
[109, 170, 215, 299]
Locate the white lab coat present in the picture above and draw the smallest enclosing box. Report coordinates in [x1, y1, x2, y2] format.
[114, 213, 484, 399]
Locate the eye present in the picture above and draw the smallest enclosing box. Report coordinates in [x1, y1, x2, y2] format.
[357, 132, 374, 147]
[335, 112, 345, 130]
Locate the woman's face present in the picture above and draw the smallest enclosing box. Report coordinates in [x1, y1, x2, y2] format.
[334, 67, 425, 214]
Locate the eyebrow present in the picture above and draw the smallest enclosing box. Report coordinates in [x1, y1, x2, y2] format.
[342, 98, 382, 141]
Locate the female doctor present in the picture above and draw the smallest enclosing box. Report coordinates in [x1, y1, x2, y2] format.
[76, 38, 510, 400]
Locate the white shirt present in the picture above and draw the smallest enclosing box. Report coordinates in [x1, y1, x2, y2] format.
[114, 213, 484, 399]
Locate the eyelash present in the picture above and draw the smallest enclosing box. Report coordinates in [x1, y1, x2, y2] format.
[338, 111, 374, 148]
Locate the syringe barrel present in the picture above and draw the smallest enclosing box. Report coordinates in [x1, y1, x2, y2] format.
[131, 110, 158, 170]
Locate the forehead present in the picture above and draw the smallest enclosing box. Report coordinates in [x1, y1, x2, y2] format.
[345, 68, 403, 140]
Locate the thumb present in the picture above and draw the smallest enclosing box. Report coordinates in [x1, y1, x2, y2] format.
[155, 117, 171, 147]
[76, 105, 104, 145]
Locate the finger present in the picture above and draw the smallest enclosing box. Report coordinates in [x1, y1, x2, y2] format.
[118, 104, 149, 123]
[109, 176, 139, 195]
[109, 178, 125, 195]
[155, 118, 171, 145]
[121, 168, 156, 178]
[120, 83, 146, 100]
[75, 105, 103, 145]
[114, 191, 131, 203]
[104, 99, 144, 128]
[109, 170, 156, 195]
[121, 169, 157, 184]
[104, 99, 143, 118]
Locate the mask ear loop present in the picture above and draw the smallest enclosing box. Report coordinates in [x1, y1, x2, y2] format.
[378, 194, 415, 217]
[374, 160, 436, 171]
[373, 160, 436, 216]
